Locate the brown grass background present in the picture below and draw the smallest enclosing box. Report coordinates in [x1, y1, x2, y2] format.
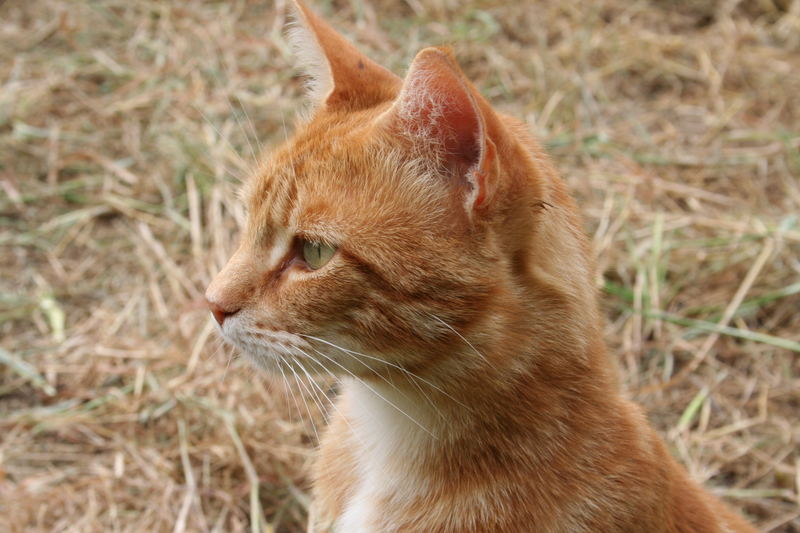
[1, 0, 799, 531]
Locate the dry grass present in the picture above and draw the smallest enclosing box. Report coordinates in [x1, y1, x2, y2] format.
[1, 0, 799, 531]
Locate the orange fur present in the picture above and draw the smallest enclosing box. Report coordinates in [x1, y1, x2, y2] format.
[205, 2, 759, 532]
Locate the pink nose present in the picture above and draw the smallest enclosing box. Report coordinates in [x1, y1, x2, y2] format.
[207, 300, 239, 326]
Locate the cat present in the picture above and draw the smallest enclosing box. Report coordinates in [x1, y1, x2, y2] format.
[204, 1, 759, 531]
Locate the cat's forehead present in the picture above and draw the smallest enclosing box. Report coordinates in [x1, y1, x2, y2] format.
[255, 115, 369, 182]
[249, 137, 361, 210]
[243, 132, 373, 239]
[242, 108, 457, 246]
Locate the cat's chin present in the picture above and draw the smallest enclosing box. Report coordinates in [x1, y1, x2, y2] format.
[230, 338, 320, 375]
[233, 345, 307, 376]
[235, 340, 399, 382]
[221, 320, 419, 381]
[239, 349, 287, 374]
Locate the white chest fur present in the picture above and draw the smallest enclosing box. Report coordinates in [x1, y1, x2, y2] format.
[335, 484, 376, 533]
[332, 380, 438, 533]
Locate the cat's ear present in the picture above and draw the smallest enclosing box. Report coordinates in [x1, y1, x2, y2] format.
[382, 47, 496, 213]
[288, 0, 401, 110]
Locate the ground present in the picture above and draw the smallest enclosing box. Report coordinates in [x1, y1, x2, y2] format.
[1, 0, 799, 531]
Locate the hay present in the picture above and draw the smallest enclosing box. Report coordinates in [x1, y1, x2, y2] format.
[1, 0, 798, 531]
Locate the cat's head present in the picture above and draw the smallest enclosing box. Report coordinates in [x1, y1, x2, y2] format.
[205, 0, 594, 382]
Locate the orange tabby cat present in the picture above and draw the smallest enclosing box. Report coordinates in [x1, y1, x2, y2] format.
[205, 2, 759, 532]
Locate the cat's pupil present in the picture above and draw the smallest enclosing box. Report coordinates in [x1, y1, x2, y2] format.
[302, 240, 336, 270]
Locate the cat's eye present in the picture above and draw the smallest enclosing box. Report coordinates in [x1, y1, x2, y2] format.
[301, 240, 337, 270]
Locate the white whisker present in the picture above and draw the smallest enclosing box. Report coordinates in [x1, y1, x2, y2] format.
[427, 313, 488, 363]
[299, 334, 468, 410]
[218, 55, 261, 167]
[293, 350, 367, 447]
[302, 341, 445, 421]
[275, 354, 306, 426]
[282, 355, 321, 444]
[294, 356, 332, 421]
[308, 347, 436, 438]
[206, 337, 226, 363]
[192, 104, 250, 181]
[273, 354, 293, 416]
[221, 345, 236, 384]
[238, 93, 264, 155]
[291, 371, 323, 444]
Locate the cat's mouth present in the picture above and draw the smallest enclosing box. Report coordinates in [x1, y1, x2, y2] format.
[217, 318, 385, 379]
[223, 326, 312, 372]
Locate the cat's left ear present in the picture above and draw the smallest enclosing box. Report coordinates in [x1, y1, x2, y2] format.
[288, 0, 401, 111]
[381, 47, 497, 214]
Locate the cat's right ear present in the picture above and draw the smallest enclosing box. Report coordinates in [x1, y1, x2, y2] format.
[288, 0, 401, 111]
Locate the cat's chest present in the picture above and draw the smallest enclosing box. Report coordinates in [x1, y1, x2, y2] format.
[333, 469, 431, 533]
[334, 480, 381, 533]
[327, 384, 436, 532]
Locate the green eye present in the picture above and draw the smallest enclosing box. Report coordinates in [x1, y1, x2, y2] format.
[301, 240, 337, 270]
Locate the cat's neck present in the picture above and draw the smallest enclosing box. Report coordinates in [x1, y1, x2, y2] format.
[340, 330, 621, 454]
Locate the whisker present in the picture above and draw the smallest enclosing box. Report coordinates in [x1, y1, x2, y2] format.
[206, 337, 226, 363]
[218, 64, 260, 166]
[305, 341, 413, 401]
[221, 345, 236, 383]
[299, 334, 468, 410]
[300, 335, 431, 387]
[289, 365, 323, 445]
[308, 347, 436, 438]
[294, 356, 332, 422]
[396, 368, 447, 421]
[426, 313, 488, 363]
[191, 104, 250, 181]
[274, 354, 306, 427]
[273, 355, 293, 416]
[301, 342, 446, 422]
[292, 349, 370, 447]
[280, 110, 290, 143]
[281, 355, 321, 444]
[219, 51, 264, 159]
[237, 92, 264, 155]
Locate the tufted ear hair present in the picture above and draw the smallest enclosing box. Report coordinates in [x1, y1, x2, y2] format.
[288, 0, 401, 111]
[382, 46, 497, 213]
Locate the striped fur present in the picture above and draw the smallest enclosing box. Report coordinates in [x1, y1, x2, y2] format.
[205, 2, 758, 532]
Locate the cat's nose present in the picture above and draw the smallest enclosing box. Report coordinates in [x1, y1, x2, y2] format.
[206, 299, 240, 326]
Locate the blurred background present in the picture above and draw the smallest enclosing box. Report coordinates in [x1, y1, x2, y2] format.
[1, 0, 799, 531]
